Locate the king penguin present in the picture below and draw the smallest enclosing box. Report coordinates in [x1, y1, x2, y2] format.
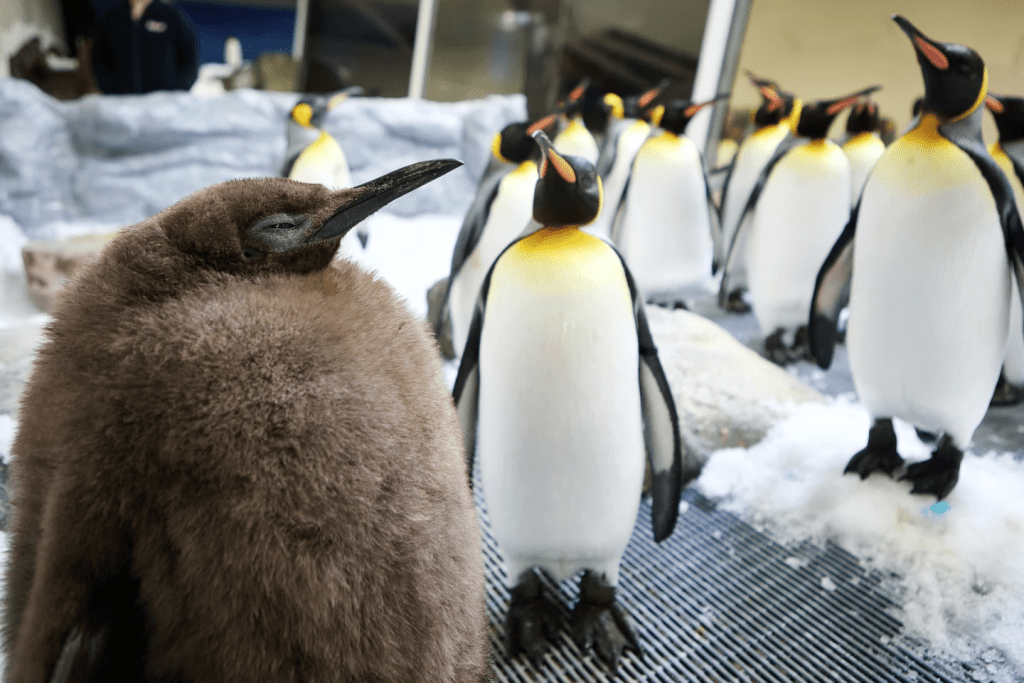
[984, 93, 1024, 405]
[842, 97, 887, 205]
[716, 73, 802, 313]
[611, 98, 724, 307]
[588, 81, 668, 239]
[553, 80, 600, 165]
[809, 16, 1024, 499]
[283, 88, 366, 255]
[2, 161, 491, 682]
[720, 85, 879, 364]
[453, 131, 696, 669]
[436, 114, 558, 358]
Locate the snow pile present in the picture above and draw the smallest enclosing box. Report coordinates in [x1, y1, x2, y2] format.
[697, 399, 1024, 676]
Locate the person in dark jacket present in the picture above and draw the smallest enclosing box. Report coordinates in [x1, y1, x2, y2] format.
[91, 0, 199, 94]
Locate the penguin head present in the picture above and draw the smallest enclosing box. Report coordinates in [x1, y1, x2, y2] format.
[746, 71, 797, 127]
[617, 79, 671, 120]
[845, 98, 882, 134]
[985, 93, 1024, 143]
[657, 97, 721, 135]
[491, 114, 558, 165]
[795, 86, 881, 139]
[894, 15, 987, 123]
[162, 159, 461, 275]
[603, 93, 626, 120]
[530, 131, 602, 228]
[290, 96, 327, 129]
[556, 78, 591, 123]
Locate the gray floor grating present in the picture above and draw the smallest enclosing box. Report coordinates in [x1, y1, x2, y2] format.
[478, 484, 967, 682]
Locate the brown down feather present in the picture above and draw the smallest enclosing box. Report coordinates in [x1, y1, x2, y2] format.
[2, 177, 489, 682]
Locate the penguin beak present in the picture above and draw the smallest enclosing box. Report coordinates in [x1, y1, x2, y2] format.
[531, 131, 577, 183]
[893, 15, 949, 70]
[526, 112, 559, 136]
[637, 78, 671, 110]
[310, 159, 463, 242]
[986, 94, 1004, 113]
[684, 94, 729, 119]
[568, 78, 591, 104]
[824, 86, 882, 116]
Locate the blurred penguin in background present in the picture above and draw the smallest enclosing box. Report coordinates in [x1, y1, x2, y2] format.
[437, 114, 558, 358]
[611, 98, 723, 307]
[454, 130, 697, 671]
[843, 97, 887, 205]
[589, 81, 669, 239]
[284, 88, 365, 256]
[721, 85, 879, 364]
[810, 17, 1024, 500]
[985, 93, 1024, 405]
[717, 73, 802, 313]
[553, 79, 600, 164]
[2, 160, 490, 683]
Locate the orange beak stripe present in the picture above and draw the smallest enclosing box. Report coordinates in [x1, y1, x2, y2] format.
[548, 150, 576, 183]
[915, 36, 949, 69]
[986, 95, 1004, 113]
[539, 156, 547, 178]
[759, 86, 783, 112]
[528, 114, 558, 135]
[570, 83, 586, 101]
[826, 95, 862, 116]
[684, 101, 714, 118]
[638, 86, 661, 108]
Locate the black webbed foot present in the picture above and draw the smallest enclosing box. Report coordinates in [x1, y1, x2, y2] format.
[724, 289, 751, 313]
[792, 325, 814, 362]
[764, 329, 796, 365]
[570, 571, 641, 670]
[845, 418, 904, 480]
[899, 435, 963, 499]
[505, 572, 562, 668]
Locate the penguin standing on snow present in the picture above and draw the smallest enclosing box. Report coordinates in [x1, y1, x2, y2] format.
[720, 85, 879, 364]
[717, 74, 801, 313]
[611, 98, 724, 307]
[436, 114, 558, 357]
[553, 80, 600, 164]
[984, 93, 1024, 405]
[810, 16, 1024, 499]
[454, 131, 696, 669]
[3, 161, 490, 682]
[842, 97, 887, 205]
[588, 82, 668, 239]
[284, 88, 366, 254]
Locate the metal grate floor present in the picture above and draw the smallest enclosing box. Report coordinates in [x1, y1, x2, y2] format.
[478, 485, 969, 682]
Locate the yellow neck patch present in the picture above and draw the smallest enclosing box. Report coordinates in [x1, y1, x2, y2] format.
[783, 98, 802, 133]
[292, 103, 314, 128]
[904, 113, 945, 148]
[492, 227, 627, 297]
[491, 132, 508, 164]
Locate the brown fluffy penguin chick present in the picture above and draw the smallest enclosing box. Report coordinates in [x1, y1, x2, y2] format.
[3, 161, 489, 683]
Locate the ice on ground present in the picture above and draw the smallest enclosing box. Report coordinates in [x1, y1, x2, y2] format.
[696, 400, 1024, 675]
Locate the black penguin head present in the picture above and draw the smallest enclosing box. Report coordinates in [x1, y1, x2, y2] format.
[845, 98, 882, 134]
[985, 94, 1024, 143]
[894, 15, 987, 122]
[559, 78, 591, 119]
[290, 87, 362, 129]
[492, 114, 558, 164]
[747, 72, 797, 127]
[795, 86, 881, 139]
[531, 131, 602, 228]
[614, 79, 671, 120]
[162, 160, 461, 274]
[657, 97, 722, 135]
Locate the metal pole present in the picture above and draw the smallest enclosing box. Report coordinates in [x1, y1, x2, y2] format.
[686, 0, 750, 162]
[292, 0, 310, 61]
[408, 0, 440, 99]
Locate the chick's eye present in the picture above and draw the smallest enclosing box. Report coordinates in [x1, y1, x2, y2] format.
[242, 247, 264, 260]
[268, 222, 293, 231]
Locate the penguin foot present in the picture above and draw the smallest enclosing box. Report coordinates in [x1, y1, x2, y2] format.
[792, 325, 815, 362]
[505, 573, 562, 668]
[845, 418, 903, 480]
[570, 571, 642, 670]
[899, 435, 963, 500]
[915, 427, 938, 444]
[724, 290, 751, 314]
[764, 329, 798, 366]
[647, 296, 689, 311]
[990, 375, 1023, 406]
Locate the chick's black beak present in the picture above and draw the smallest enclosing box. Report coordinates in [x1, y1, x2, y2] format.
[311, 159, 462, 242]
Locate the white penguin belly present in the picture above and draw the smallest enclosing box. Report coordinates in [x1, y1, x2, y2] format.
[477, 230, 645, 584]
[720, 125, 790, 282]
[848, 135, 1009, 446]
[449, 164, 537, 357]
[992, 147, 1024, 384]
[747, 141, 851, 334]
[844, 133, 886, 206]
[617, 134, 713, 295]
[588, 121, 650, 239]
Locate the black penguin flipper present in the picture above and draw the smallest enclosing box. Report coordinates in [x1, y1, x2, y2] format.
[595, 127, 620, 178]
[698, 150, 724, 274]
[611, 249, 691, 543]
[713, 156, 737, 269]
[717, 134, 803, 304]
[809, 202, 859, 369]
[948, 136, 1024, 336]
[433, 173, 504, 341]
[608, 175, 632, 245]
